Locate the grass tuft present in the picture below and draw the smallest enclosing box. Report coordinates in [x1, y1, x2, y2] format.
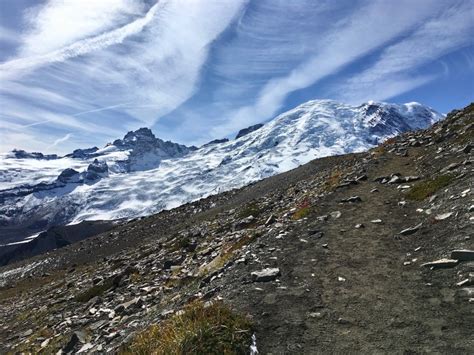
[405, 174, 456, 201]
[238, 202, 262, 219]
[121, 301, 252, 355]
[292, 206, 311, 220]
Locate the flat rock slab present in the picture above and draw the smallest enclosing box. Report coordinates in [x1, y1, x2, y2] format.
[421, 258, 459, 269]
[251, 268, 281, 282]
[450, 250, 474, 262]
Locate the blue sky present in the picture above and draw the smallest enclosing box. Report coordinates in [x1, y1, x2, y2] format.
[0, 0, 473, 154]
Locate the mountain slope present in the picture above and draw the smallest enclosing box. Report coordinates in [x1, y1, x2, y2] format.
[0, 100, 442, 243]
[0, 103, 471, 353]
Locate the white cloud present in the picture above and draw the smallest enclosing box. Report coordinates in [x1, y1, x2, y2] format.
[335, 1, 474, 103]
[19, 0, 146, 56]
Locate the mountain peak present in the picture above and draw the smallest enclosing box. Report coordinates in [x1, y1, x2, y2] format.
[0, 98, 444, 239]
[120, 127, 156, 145]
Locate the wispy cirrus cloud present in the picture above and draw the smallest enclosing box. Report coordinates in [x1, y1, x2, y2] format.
[0, 0, 247, 153]
[0, 1, 163, 79]
[334, 0, 474, 103]
[19, 0, 146, 56]
[47, 133, 72, 149]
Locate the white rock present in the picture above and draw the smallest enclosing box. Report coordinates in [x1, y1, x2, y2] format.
[434, 212, 453, 221]
[251, 268, 281, 282]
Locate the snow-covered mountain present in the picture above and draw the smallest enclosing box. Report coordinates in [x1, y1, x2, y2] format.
[0, 99, 442, 243]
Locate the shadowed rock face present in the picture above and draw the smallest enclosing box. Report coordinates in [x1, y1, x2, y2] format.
[66, 147, 99, 159]
[201, 138, 229, 147]
[0, 220, 117, 266]
[9, 149, 58, 160]
[235, 123, 264, 139]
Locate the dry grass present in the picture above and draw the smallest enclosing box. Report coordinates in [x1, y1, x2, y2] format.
[405, 174, 456, 201]
[292, 206, 311, 220]
[198, 233, 260, 276]
[324, 170, 343, 191]
[292, 198, 312, 220]
[121, 301, 252, 355]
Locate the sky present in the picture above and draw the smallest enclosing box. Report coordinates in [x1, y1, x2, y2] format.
[0, 0, 473, 154]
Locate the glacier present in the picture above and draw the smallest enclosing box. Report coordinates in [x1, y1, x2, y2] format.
[0, 99, 442, 243]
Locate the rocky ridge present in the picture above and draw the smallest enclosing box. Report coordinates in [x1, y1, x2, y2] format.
[0, 103, 472, 353]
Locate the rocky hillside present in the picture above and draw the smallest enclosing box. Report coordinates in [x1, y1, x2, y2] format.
[0, 103, 472, 354]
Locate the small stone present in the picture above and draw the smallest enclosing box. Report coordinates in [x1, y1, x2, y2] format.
[308, 230, 324, 238]
[355, 223, 364, 229]
[78, 343, 94, 353]
[443, 162, 460, 171]
[389, 175, 402, 184]
[265, 214, 277, 225]
[22, 329, 33, 337]
[468, 205, 474, 213]
[40, 338, 50, 348]
[399, 223, 422, 236]
[371, 219, 383, 224]
[370, 188, 379, 193]
[340, 196, 362, 203]
[338, 276, 346, 282]
[308, 312, 323, 318]
[251, 268, 281, 282]
[330, 211, 342, 219]
[397, 185, 411, 190]
[434, 212, 453, 221]
[456, 279, 473, 287]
